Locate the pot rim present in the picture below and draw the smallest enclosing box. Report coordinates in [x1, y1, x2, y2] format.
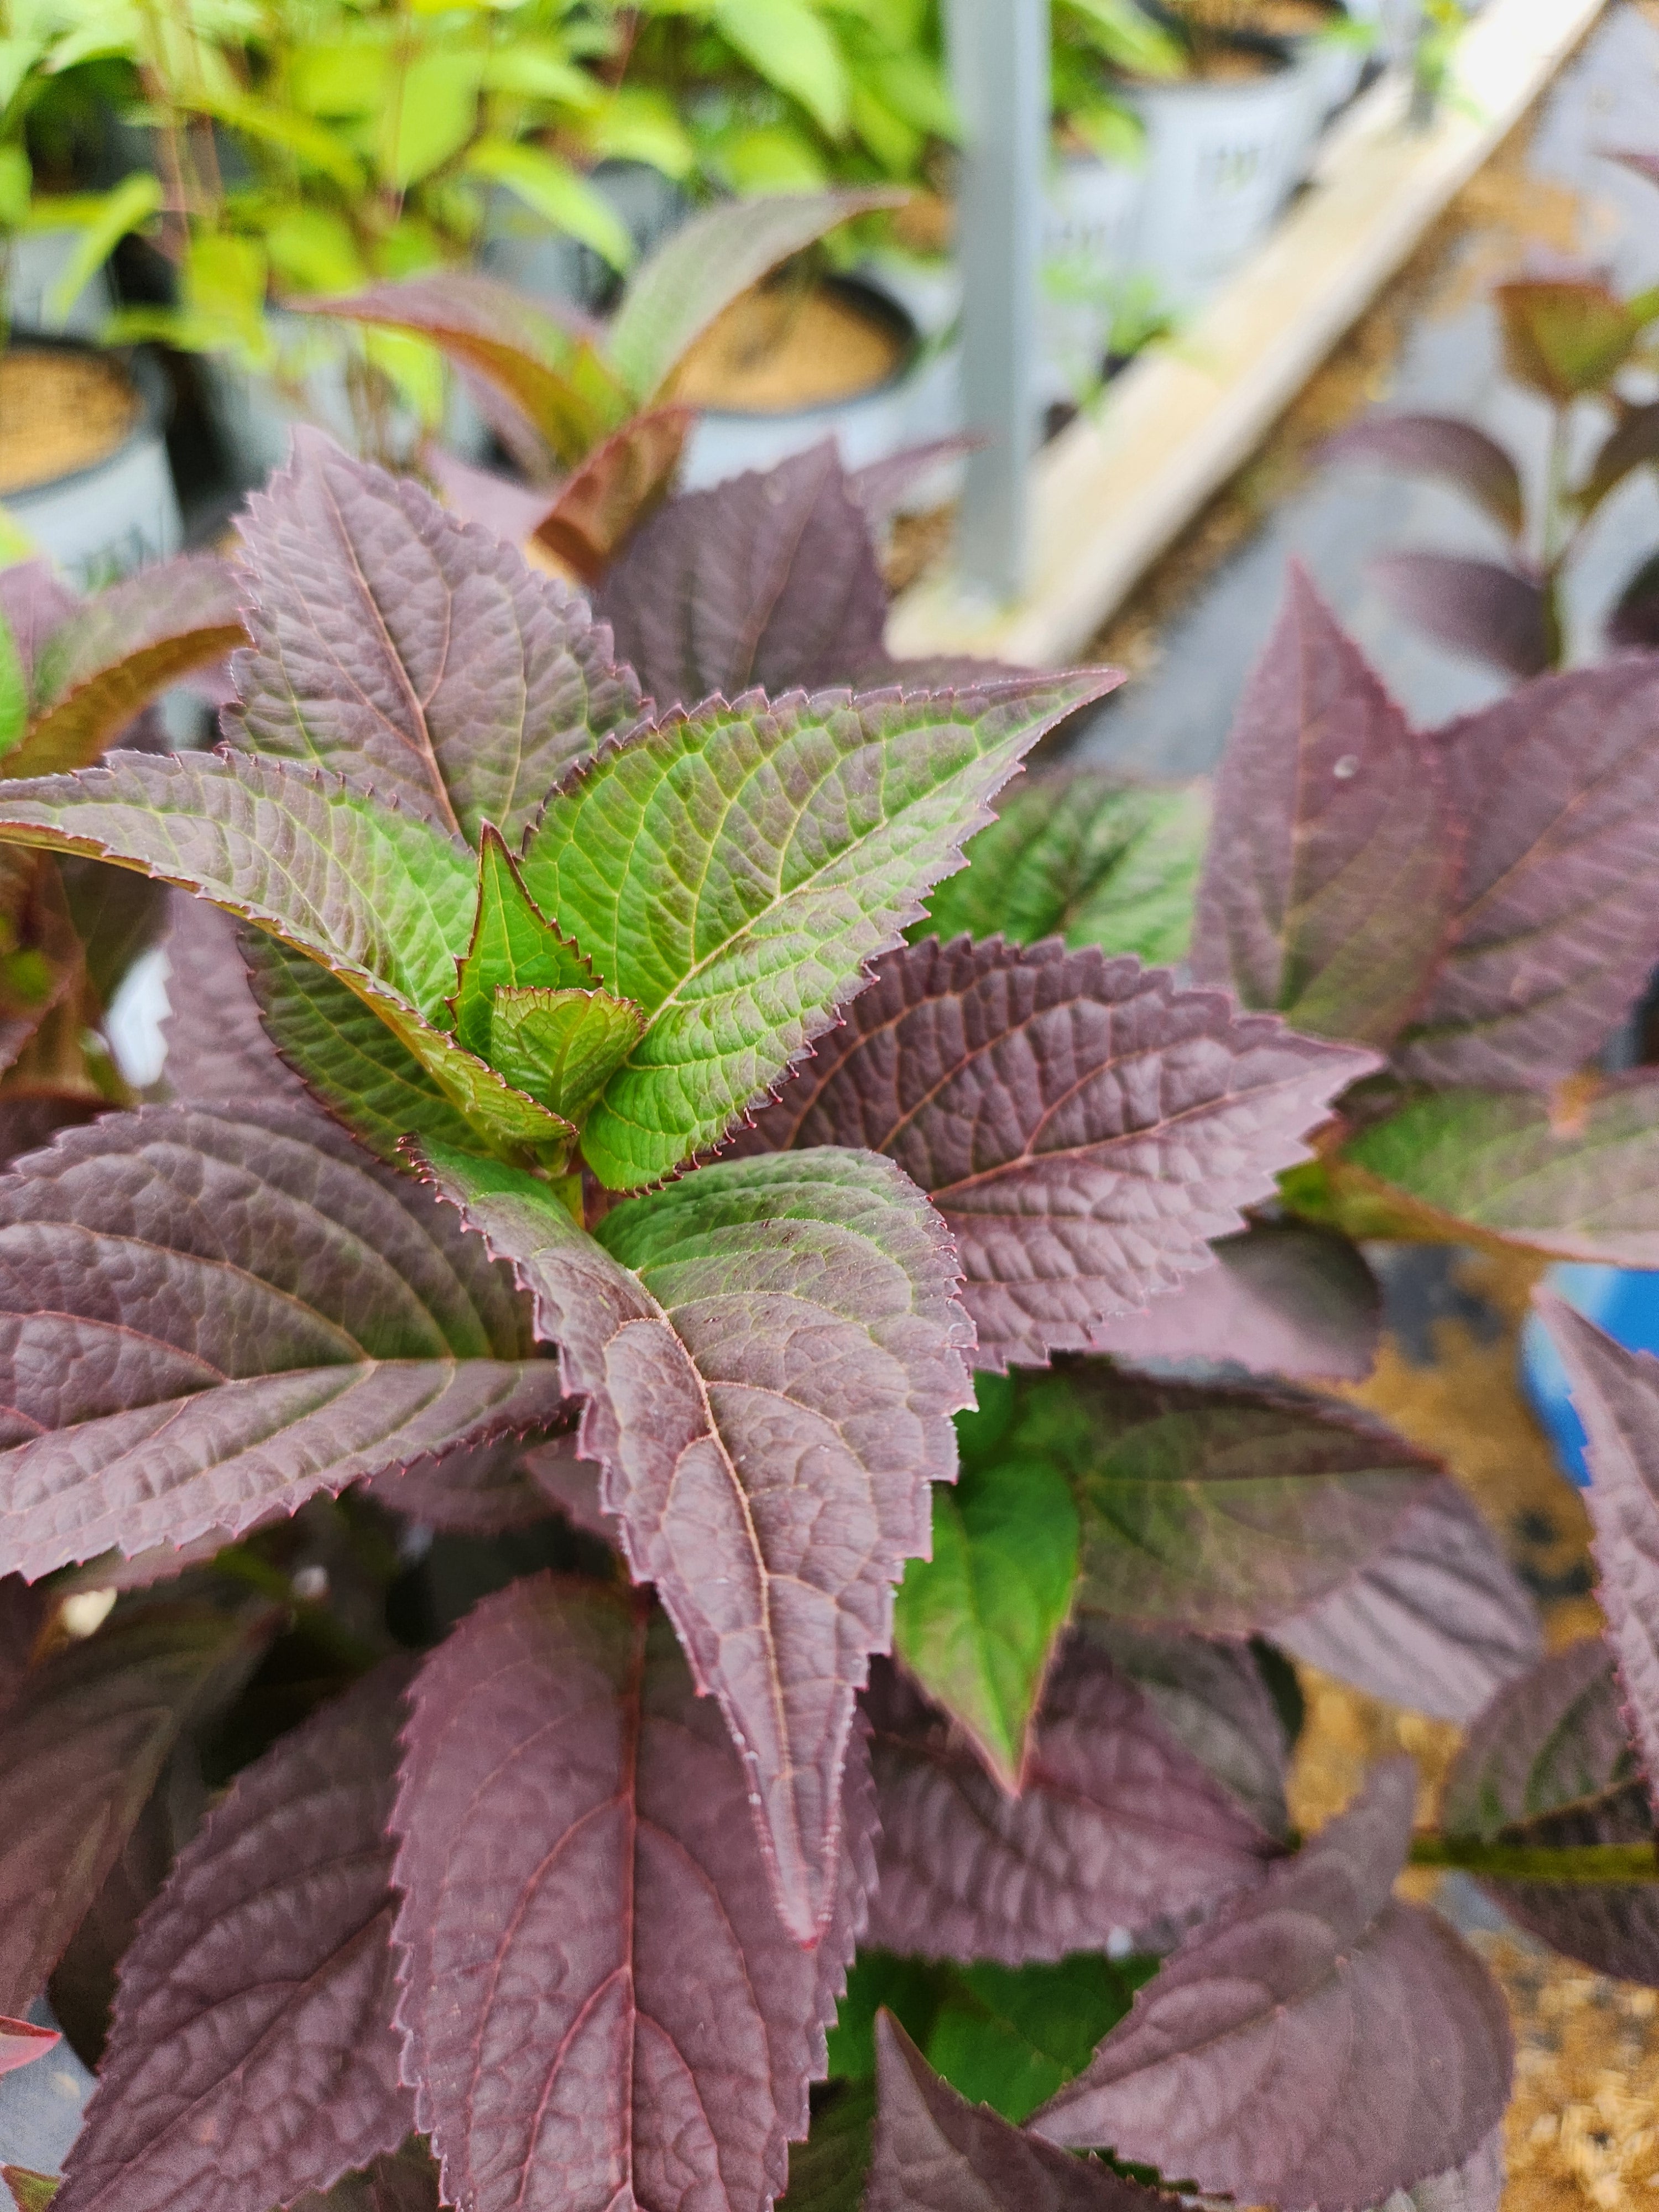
[1, 334, 169, 505]
[683, 272, 921, 425]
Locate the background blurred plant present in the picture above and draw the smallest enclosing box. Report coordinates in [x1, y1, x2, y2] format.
[1324, 206, 1659, 678]
[604, 0, 957, 200]
[95, 0, 632, 460]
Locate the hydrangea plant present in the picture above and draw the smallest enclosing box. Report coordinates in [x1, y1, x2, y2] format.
[2, 430, 1659, 2212]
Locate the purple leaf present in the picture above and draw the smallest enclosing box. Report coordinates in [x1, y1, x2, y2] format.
[847, 437, 977, 527]
[1583, 399, 1659, 508]
[530, 407, 692, 585]
[1443, 1639, 1659, 1985]
[867, 2012, 1172, 2212]
[1607, 547, 1659, 650]
[1192, 567, 1460, 1047]
[0, 1576, 45, 1715]
[1396, 658, 1659, 1087]
[392, 1576, 876, 2212]
[864, 1640, 1279, 1965]
[1031, 1760, 1514, 2211]
[0, 2021, 58, 2078]
[0, 563, 78, 693]
[229, 430, 643, 847]
[1080, 1622, 1290, 1838]
[0, 1093, 102, 1170]
[21, 557, 246, 775]
[425, 450, 552, 546]
[1275, 1474, 1540, 1723]
[1062, 1369, 1445, 1635]
[1537, 1295, 1659, 1803]
[415, 1141, 971, 1943]
[607, 188, 905, 401]
[49, 1749, 202, 2066]
[734, 935, 1375, 1370]
[298, 276, 624, 466]
[159, 892, 310, 1106]
[0, 1599, 275, 2016]
[595, 443, 891, 710]
[1372, 551, 1556, 681]
[366, 1432, 570, 1535]
[0, 1103, 568, 1581]
[1088, 1221, 1382, 1381]
[1322, 415, 1526, 539]
[54, 1662, 416, 2212]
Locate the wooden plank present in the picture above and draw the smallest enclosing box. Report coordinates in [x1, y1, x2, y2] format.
[888, 0, 1609, 667]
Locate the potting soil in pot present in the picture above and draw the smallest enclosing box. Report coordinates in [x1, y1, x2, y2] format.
[667, 284, 905, 414]
[0, 348, 137, 497]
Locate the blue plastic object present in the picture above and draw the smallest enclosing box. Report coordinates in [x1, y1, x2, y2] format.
[1520, 1262, 1659, 1486]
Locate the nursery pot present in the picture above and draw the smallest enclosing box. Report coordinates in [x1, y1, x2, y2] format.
[481, 159, 689, 314]
[1039, 153, 1147, 408]
[202, 309, 492, 492]
[1255, 0, 1368, 122]
[0, 338, 180, 585]
[4, 227, 116, 342]
[673, 273, 961, 493]
[1124, 38, 1320, 307]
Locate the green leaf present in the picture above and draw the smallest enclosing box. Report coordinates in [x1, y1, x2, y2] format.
[1496, 279, 1645, 403]
[0, 615, 24, 764]
[1333, 1079, 1659, 1265]
[490, 986, 647, 1125]
[387, 50, 483, 188]
[925, 1956, 1157, 2124]
[43, 172, 161, 326]
[246, 935, 501, 1166]
[2, 2167, 56, 2212]
[1003, 1366, 1441, 1636]
[586, 87, 697, 181]
[920, 769, 1211, 964]
[826, 1949, 1155, 2125]
[0, 751, 573, 1161]
[779, 2081, 874, 2212]
[519, 671, 1114, 1187]
[714, 0, 852, 139]
[465, 140, 635, 272]
[451, 826, 596, 1055]
[893, 1418, 1078, 1789]
[607, 186, 902, 401]
[184, 87, 363, 189]
[0, 146, 30, 230]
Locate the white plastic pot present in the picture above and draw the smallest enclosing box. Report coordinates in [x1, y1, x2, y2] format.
[4, 228, 114, 341]
[480, 160, 688, 312]
[1039, 155, 1146, 406]
[3, 343, 181, 586]
[202, 311, 491, 489]
[1125, 56, 1320, 309]
[1284, 3, 1369, 127]
[678, 276, 963, 495]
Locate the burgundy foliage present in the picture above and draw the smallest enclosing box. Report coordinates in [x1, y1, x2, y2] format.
[1, 419, 1624, 2212]
[1192, 566, 1460, 1047]
[737, 934, 1373, 1369]
[864, 1644, 1280, 1965]
[393, 1576, 874, 2212]
[1032, 1762, 1514, 2210]
[1444, 1640, 1659, 1985]
[54, 1663, 415, 2212]
[866, 2013, 1173, 2212]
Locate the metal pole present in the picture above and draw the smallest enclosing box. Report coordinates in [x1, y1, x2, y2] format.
[946, 0, 1050, 604]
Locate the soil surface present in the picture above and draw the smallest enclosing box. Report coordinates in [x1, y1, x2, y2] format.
[666, 283, 905, 415]
[0, 348, 137, 497]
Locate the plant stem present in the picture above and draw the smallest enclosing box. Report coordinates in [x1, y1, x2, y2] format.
[1410, 1835, 1659, 1882]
